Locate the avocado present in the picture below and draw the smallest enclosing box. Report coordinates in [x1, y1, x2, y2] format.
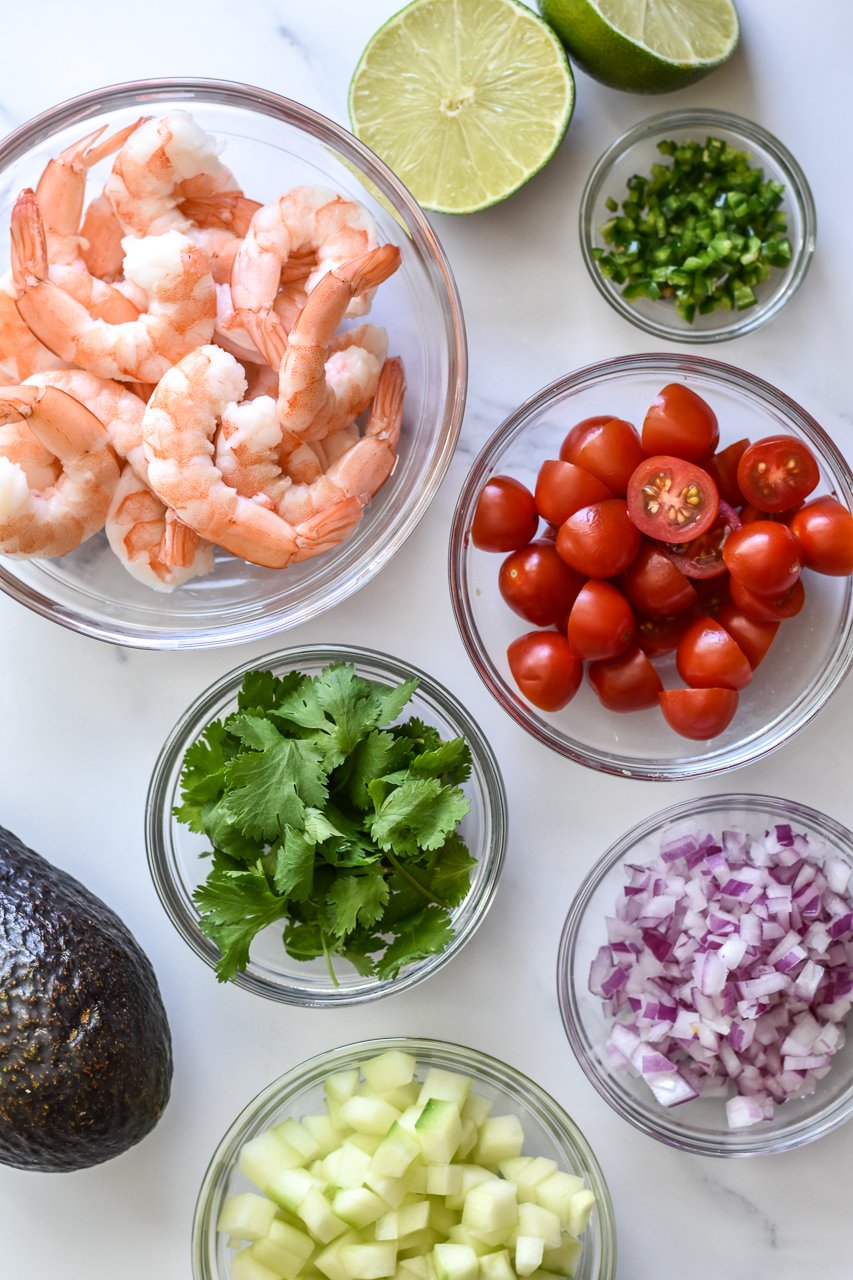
[0, 825, 173, 1171]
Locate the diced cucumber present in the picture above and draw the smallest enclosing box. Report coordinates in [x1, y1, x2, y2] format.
[375, 1201, 431, 1241]
[533, 1173, 585, 1227]
[340, 1242, 398, 1279]
[396, 1228, 440, 1258]
[314, 1232, 360, 1280]
[396, 1106, 425, 1137]
[347, 1134, 383, 1156]
[363, 1083, 422, 1112]
[454, 1119, 478, 1162]
[416, 1070, 472, 1109]
[323, 1141, 372, 1189]
[445, 1225, 497, 1256]
[233, 1247, 282, 1280]
[274, 1119, 323, 1163]
[362, 1051, 418, 1093]
[252, 1220, 315, 1278]
[415, 1100, 462, 1164]
[239, 1131, 305, 1191]
[479, 1250, 516, 1280]
[333, 1189, 389, 1230]
[426, 1200, 458, 1236]
[408, 1165, 429, 1195]
[325, 1071, 361, 1104]
[397, 1257, 430, 1280]
[341, 1096, 402, 1136]
[516, 1203, 561, 1250]
[461, 1178, 518, 1236]
[515, 1236, 545, 1277]
[432, 1242, 478, 1280]
[460, 1093, 492, 1127]
[363, 1168, 413, 1209]
[267, 1169, 323, 1215]
[474, 1116, 524, 1165]
[425, 1164, 463, 1197]
[445, 1166, 491, 1212]
[218, 1192, 278, 1241]
[564, 1191, 595, 1238]
[296, 1186, 349, 1243]
[541, 1238, 583, 1278]
[369, 1123, 421, 1179]
[303, 1115, 344, 1158]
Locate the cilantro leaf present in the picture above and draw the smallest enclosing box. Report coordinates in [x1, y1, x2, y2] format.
[410, 736, 472, 785]
[326, 871, 390, 937]
[371, 676, 420, 727]
[236, 669, 302, 715]
[193, 863, 289, 981]
[375, 907, 455, 980]
[203, 796, 267, 862]
[224, 737, 328, 840]
[274, 828, 315, 900]
[174, 719, 236, 832]
[342, 730, 398, 810]
[369, 778, 470, 858]
[282, 919, 326, 962]
[428, 833, 477, 906]
[226, 713, 288, 751]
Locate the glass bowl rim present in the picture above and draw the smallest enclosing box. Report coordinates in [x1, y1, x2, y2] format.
[556, 791, 853, 1156]
[191, 1035, 617, 1280]
[0, 77, 467, 650]
[578, 107, 817, 344]
[145, 642, 508, 1006]
[448, 350, 853, 781]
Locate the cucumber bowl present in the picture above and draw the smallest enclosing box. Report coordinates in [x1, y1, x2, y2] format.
[192, 1038, 616, 1280]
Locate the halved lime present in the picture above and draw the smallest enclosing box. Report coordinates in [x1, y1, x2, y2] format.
[348, 0, 575, 215]
[539, 0, 739, 93]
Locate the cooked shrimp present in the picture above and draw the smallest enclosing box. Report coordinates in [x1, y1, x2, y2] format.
[79, 193, 126, 282]
[0, 414, 60, 490]
[0, 274, 66, 383]
[142, 344, 362, 568]
[11, 190, 216, 383]
[105, 463, 214, 591]
[0, 384, 119, 557]
[231, 185, 380, 357]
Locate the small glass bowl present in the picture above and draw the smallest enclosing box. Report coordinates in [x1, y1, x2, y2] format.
[579, 109, 816, 343]
[448, 352, 853, 781]
[556, 794, 853, 1156]
[192, 1037, 617, 1280]
[146, 644, 506, 1005]
[0, 79, 466, 648]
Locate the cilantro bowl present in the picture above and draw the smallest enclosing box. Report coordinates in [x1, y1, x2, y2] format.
[145, 644, 507, 1005]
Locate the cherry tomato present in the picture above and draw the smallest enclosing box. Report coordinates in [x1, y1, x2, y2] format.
[472, 475, 539, 551]
[567, 581, 635, 660]
[588, 646, 663, 712]
[559, 417, 645, 496]
[737, 501, 800, 525]
[555, 499, 642, 578]
[498, 539, 584, 626]
[706, 438, 750, 507]
[641, 384, 720, 464]
[626, 456, 719, 543]
[716, 602, 779, 669]
[665, 502, 741, 580]
[636, 613, 692, 657]
[507, 631, 582, 711]
[737, 435, 820, 514]
[620, 541, 698, 618]
[534, 460, 612, 525]
[690, 574, 731, 618]
[723, 521, 801, 596]
[789, 497, 853, 575]
[729, 576, 805, 622]
[676, 616, 753, 691]
[659, 687, 739, 740]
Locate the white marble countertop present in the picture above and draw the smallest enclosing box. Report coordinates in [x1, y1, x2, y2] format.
[1, 2, 852, 1277]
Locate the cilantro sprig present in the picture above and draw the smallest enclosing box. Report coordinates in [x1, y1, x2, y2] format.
[176, 664, 476, 984]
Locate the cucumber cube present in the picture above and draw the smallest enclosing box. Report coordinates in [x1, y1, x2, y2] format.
[363, 1083, 422, 1112]
[253, 1221, 314, 1279]
[323, 1141, 372, 1189]
[341, 1096, 402, 1136]
[564, 1191, 595, 1238]
[515, 1236, 545, 1277]
[362, 1051, 418, 1092]
[445, 1166, 491, 1211]
[314, 1233, 360, 1280]
[364, 1169, 412, 1209]
[233, 1247, 282, 1280]
[461, 1178, 518, 1236]
[408, 1165, 429, 1194]
[446, 1226, 494, 1256]
[376, 1201, 431, 1241]
[268, 1221, 315, 1266]
[369, 1124, 421, 1179]
[426, 1164, 463, 1196]
[516, 1203, 561, 1250]
[303, 1115, 344, 1157]
[534, 1173, 585, 1227]
[427, 1200, 458, 1236]
[340, 1243, 398, 1279]
[398, 1259, 430, 1280]
[326, 1071, 361, 1104]
[333, 1189, 388, 1230]
[460, 1093, 492, 1126]
[217, 1192, 278, 1241]
[416, 1070, 472, 1109]
[542, 1239, 583, 1278]
[239, 1132, 305, 1191]
[274, 1120, 323, 1162]
[297, 1186, 348, 1243]
[347, 1133, 383, 1156]
[268, 1169, 323, 1214]
[454, 1119, 478, 1162]
[479, 1251, 516, 1280]
[396, 1105, 426, 1136]
[474, 1117, 524, 1165]
[432, 1243, 478, 1280]
[415, 1100, 462, 1164]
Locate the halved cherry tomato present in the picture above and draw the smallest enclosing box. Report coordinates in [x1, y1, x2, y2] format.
[716, 602, 779, 669]
[729, 576, 805, 622]
[723, 521, 801, 596]
[641, 384, 719, 464]
[559, 417, 645, 496]
[636, 613, 692, 657]
[498, 540, 584, 626]
[676, 616, 753, 691]
[555, 499, 642, 578]
[472, 475, 538, 551]
[507, 631, 582, 711]
[690, 574, 731, 618]
[659, 687, 739, 740]
[567, 581, 635, 660]
[706, 438, 750, 507]
[620, 542, 698, 618]
[534, 460, 612, 525]
[665, 501, 740, 580]
[626, 455, 719, 543]
[789, 497, 853, 575]
[588, 646, 663, 712]
[737, 435, 820, 514]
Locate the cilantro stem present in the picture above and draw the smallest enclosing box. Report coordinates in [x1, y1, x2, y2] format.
[320, 931, 340, 988]
[384, 850, 450, 909]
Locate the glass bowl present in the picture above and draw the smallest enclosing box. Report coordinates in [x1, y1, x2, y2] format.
[192, 1037, 617, 1280]
[0, 78, 466, 648]
[448, 352, 853, 781]
[579, 109, 816, 343]
[146, 644, 506, 1005]
[556, 794, 853, 1156]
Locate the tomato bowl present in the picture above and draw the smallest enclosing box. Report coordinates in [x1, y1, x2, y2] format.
[448, 354, 853, 781]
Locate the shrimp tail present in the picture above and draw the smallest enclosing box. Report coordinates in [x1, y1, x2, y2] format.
[160, 507, 201, 567]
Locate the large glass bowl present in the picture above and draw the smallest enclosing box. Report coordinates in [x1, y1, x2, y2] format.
[579, 109, 816, 343]
[146, 644, 507, 1005]
[0, 79, 466, 648]
[556, 794, 853, 1156]
[449, 353, 853, 781]
[191, 1037, 617, 1280]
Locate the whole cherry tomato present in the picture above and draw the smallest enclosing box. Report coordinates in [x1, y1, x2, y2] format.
[706, 438, 750, 507]
[556, 499, 642, 578]
[641, 384, 719, 464]
[498, 539, 584, 626]
[716, 602, 779, 669]
[559, 416, 645, 496]
[567, 581, 635, 660]
[737, 435, 820, 514]
[534, 460, 611, 525]
[588, 646, 663, 712]
[621, 541, 698, 617]
[789, 496, 853, 575]
[676, 617, 753, 691]
[729, 576, 805, 622]
[723, 521, 801, 596]
[659, 687, 739, 740]
[507, 631, 582, 711]
[472, 475, 538, 551]
[627, 456, 719, 543]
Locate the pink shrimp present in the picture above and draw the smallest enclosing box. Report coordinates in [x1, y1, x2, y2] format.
[105, 463, 214, 591]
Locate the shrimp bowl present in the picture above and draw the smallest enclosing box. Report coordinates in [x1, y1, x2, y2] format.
[0, 79, 466, 648]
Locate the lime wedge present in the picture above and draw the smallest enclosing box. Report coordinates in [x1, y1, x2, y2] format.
[349, 0, 575, 215]
[539, 0, 739, 93]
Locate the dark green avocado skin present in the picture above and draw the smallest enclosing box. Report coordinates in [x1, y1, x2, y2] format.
[0, 825, 173, 1172]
